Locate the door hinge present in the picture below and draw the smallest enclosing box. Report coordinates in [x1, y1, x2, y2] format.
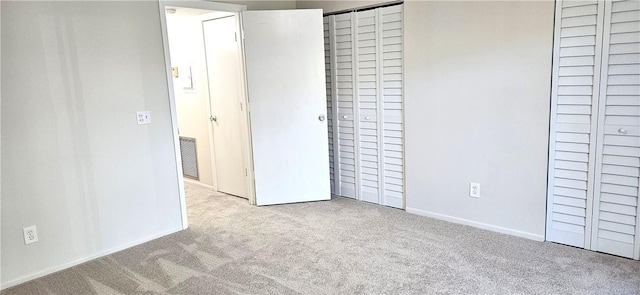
[240, 102, 243, 111]
[245, 168, 248, 176]
[234, 32, 237, 42]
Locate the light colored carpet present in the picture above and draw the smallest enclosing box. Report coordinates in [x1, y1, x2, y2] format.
[4, 183, 640, 294]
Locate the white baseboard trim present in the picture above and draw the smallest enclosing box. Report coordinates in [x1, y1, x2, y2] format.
[0, 226, 184, 290]
[183, 178, 215, 190]
[406, 207, 545, 242]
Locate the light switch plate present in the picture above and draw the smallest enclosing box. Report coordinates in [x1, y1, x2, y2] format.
[137, 111, 151, 125]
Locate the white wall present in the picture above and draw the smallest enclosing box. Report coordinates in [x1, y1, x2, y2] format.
[0, 1, 184, 288]
[298, 0, 555, 240]
[404, 1, 554, 240]
[167, 12, 215, 187]
[0, 0, 297, 288]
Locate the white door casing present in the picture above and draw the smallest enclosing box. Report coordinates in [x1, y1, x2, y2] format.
[242, 9, 331, 206]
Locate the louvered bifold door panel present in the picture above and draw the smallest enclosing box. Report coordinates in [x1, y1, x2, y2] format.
[334, 13, 358, 199]
[324, 16, 338, 195]
[379, 4, 404, 209]
[546, 0, 605, 248]
[356, 9, 381, 204]
[592, 0, 640, 259]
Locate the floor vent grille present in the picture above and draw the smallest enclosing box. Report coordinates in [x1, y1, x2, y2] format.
[179, 136, 199, 180]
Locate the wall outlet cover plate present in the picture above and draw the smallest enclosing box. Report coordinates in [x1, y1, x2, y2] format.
[23, 226, 39, 245]
[469, 182, 480, 198]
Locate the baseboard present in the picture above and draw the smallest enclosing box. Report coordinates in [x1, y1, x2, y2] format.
[406, 207, 545, 242]
[183, 178, 215, 190]
[0, 226, 184, 290]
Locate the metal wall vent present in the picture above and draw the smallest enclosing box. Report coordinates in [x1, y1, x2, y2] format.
[179, 136, 199, 180]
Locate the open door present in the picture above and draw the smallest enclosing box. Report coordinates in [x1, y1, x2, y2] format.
[203, 16, 247, 198]
[242, 9, 330, 206]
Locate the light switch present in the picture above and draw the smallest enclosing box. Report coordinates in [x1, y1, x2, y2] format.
[137, 111, 151, 125]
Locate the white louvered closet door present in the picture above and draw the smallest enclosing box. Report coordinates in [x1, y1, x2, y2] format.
[355, 9, 381, 204]
[354, 5, 405, 208]
[591, 0, 640, 260]
[334, 13, 358, 199]
[547, 0, 605, 249]
[380, 5, 404, 209]
[326, 4, 404, 208]
[548, 0, 640, 260]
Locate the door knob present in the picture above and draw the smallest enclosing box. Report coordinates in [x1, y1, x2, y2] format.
[319, 115, 325, 121]
[210, 116, 217, 122]
[342, 115, 347, 119]
[365, 116, 371, 120]
[618, 128, 628, 135]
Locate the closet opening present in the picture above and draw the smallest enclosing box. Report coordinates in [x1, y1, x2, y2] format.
[323, 3, 406, 209]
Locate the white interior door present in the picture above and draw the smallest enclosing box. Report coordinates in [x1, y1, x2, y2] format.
[203, 16, 247, 198]
[242, 9, 330, 206]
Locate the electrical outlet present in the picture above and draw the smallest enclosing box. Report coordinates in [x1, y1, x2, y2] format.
[23, 226, 39, 245]
[469, 182, 480, 198]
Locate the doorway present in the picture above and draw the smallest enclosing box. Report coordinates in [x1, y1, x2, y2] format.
[160, 1, 256, 228]
[160, 1, 332, 229]
[166, 9, 248, 196]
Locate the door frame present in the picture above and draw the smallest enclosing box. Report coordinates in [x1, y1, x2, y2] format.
[158, 0, 257, 230]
